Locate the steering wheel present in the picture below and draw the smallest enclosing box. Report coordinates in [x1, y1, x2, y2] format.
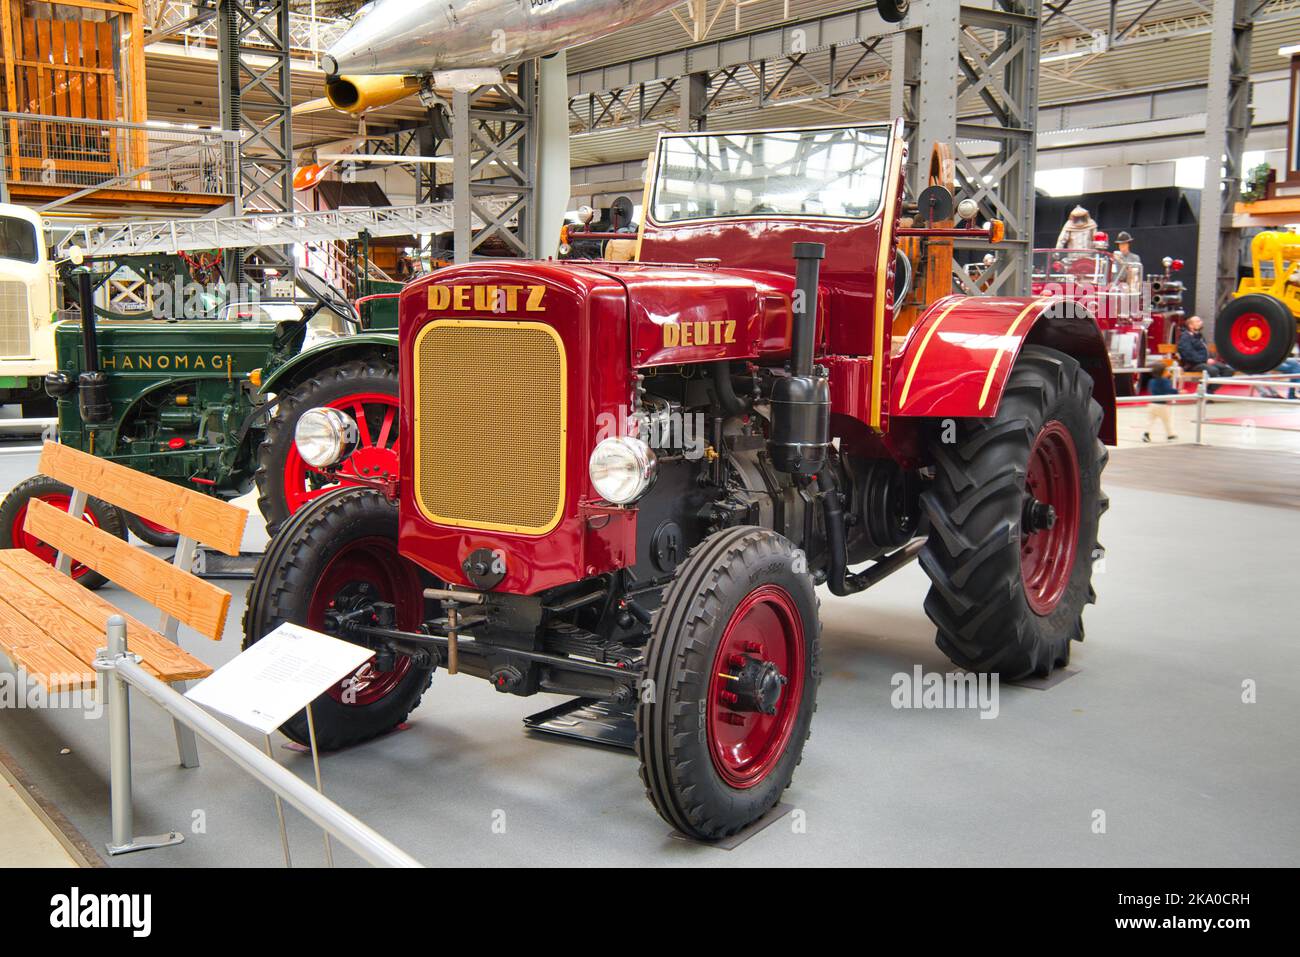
[296, 268, 361, 328]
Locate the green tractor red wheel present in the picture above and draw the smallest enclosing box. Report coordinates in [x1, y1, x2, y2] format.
[0, 475, 127, 590]
[124, 513, 181, 548]
[1215, 294, 1296, 374]
[254, 358, 399, 535]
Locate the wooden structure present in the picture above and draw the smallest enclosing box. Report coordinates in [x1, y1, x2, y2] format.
[0, 442, 245, 700]
[0, 0, 147, 173]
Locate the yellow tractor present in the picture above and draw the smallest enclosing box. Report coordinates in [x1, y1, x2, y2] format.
[1216, 230, 1300, 373]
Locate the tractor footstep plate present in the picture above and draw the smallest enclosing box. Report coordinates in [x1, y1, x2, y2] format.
[523, 697, 636, 751]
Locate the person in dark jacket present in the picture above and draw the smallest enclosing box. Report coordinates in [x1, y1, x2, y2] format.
[1177, 316, 1233, 391]
[1143, 360, 1177, 442]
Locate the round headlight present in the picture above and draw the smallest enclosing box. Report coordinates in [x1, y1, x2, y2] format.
[294, 407, 358, 469]
[956, 197, 979, 222]
[589, 437, 656, 505]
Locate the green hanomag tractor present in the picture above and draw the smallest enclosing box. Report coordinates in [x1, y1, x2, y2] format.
[0, 268, 402, 587]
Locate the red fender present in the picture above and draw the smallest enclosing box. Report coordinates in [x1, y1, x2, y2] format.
[890, 294, 1116, 445]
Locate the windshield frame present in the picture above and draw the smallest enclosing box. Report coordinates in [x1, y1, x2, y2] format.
[646, 123, 895, 229]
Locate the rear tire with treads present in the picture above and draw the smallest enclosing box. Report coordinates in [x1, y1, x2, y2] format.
[919, 344, 1107, 679]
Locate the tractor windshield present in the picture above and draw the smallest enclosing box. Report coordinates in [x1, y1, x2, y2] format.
[650, 126, 891, 224]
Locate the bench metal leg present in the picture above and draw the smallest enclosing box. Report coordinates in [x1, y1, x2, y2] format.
[160, 535, 202, 770]
[168, 680, 202, 769]
[53, 488, 88, 576]
[97, 615, 184, 856]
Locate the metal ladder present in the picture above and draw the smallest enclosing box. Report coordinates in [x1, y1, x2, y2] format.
[49, 203, 463, 258]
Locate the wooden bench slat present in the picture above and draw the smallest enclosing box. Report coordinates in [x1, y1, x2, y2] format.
[0, 594, 96, 692]
[39, 442, 248, 556]
[0, 550, 212, 683]
[24, 499, 232, 642]
[0, 557, 164, 679]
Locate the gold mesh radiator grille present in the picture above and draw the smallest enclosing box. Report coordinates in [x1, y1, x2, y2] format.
[413, 319, 567, 534]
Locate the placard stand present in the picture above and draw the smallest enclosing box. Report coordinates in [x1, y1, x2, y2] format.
[261, 704, 332, 868]
[186, 623, 375, 868]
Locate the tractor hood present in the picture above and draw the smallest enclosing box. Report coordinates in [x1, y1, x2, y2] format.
[581, 262, 801, 368]
[394, 258, 803, 594]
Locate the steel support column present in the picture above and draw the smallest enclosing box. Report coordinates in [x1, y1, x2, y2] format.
[451, 64, 539, 263]
[680, 71, 709, 131]
[217, 0, 294, 214]
[912, 4, 959, 199]
[1195, 0, 1252, 329]
[217, 0, 295, 277]
[536, 52, 572, 258]
[892, 1, 1040, 296]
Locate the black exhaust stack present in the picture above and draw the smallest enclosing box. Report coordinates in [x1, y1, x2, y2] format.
[74, 268, 111, 424]
[769, 242, 830, 475]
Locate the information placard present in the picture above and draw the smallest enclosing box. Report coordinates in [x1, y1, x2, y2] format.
[186, 623, 373, 735]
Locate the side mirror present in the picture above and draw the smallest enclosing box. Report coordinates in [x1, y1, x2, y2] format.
[65, 245, 85, 266]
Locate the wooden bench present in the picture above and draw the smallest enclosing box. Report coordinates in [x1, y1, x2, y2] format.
[1155, 343, 1203, 390]
[0, 442, 248, 768]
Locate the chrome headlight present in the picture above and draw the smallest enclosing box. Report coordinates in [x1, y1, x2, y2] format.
[588, 436, 656, 505]
[294, 407, 358, 469]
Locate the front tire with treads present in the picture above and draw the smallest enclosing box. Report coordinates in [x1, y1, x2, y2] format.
[243, 487, 434, 749]
[919, 344, 1108, 679]
[637, 526, 820, 840]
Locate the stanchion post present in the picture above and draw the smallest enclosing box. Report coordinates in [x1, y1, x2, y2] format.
[96, 615, 184, 856]
[1195, 378, 1207, 445]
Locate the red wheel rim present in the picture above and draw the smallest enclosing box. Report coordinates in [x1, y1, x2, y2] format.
[706, 584, 805, 789]
[1021, 421, 1081, 616]
[1229, 312, 1271, 356]
[11, 495, 100, 580]
[282, 392, 399, 515]
[305, 536, 422, 706]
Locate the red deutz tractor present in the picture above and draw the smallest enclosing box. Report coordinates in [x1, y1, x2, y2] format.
[246, 120, 1115, 839]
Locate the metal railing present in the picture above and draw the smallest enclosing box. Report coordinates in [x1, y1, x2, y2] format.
[94, 616, 422, 867]
[1115, 372, 1300, 445]
[0, 111, 235, 197]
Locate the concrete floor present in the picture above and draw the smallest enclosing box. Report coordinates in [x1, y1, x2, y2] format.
[0, 407, 1297, 867]
[0, 777, 76, 867]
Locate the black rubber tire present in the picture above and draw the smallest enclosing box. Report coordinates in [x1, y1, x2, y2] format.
[0, 475, 126, 590]
[1214, 294, 1295, 374]
[637, 526, 820, 840]
[919, 345, 1108, 680]
[878, 0, 909, 23]
[124, 513, 181, 548]
[242, 487, 434, 749]
[254, 357, 398, 536]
